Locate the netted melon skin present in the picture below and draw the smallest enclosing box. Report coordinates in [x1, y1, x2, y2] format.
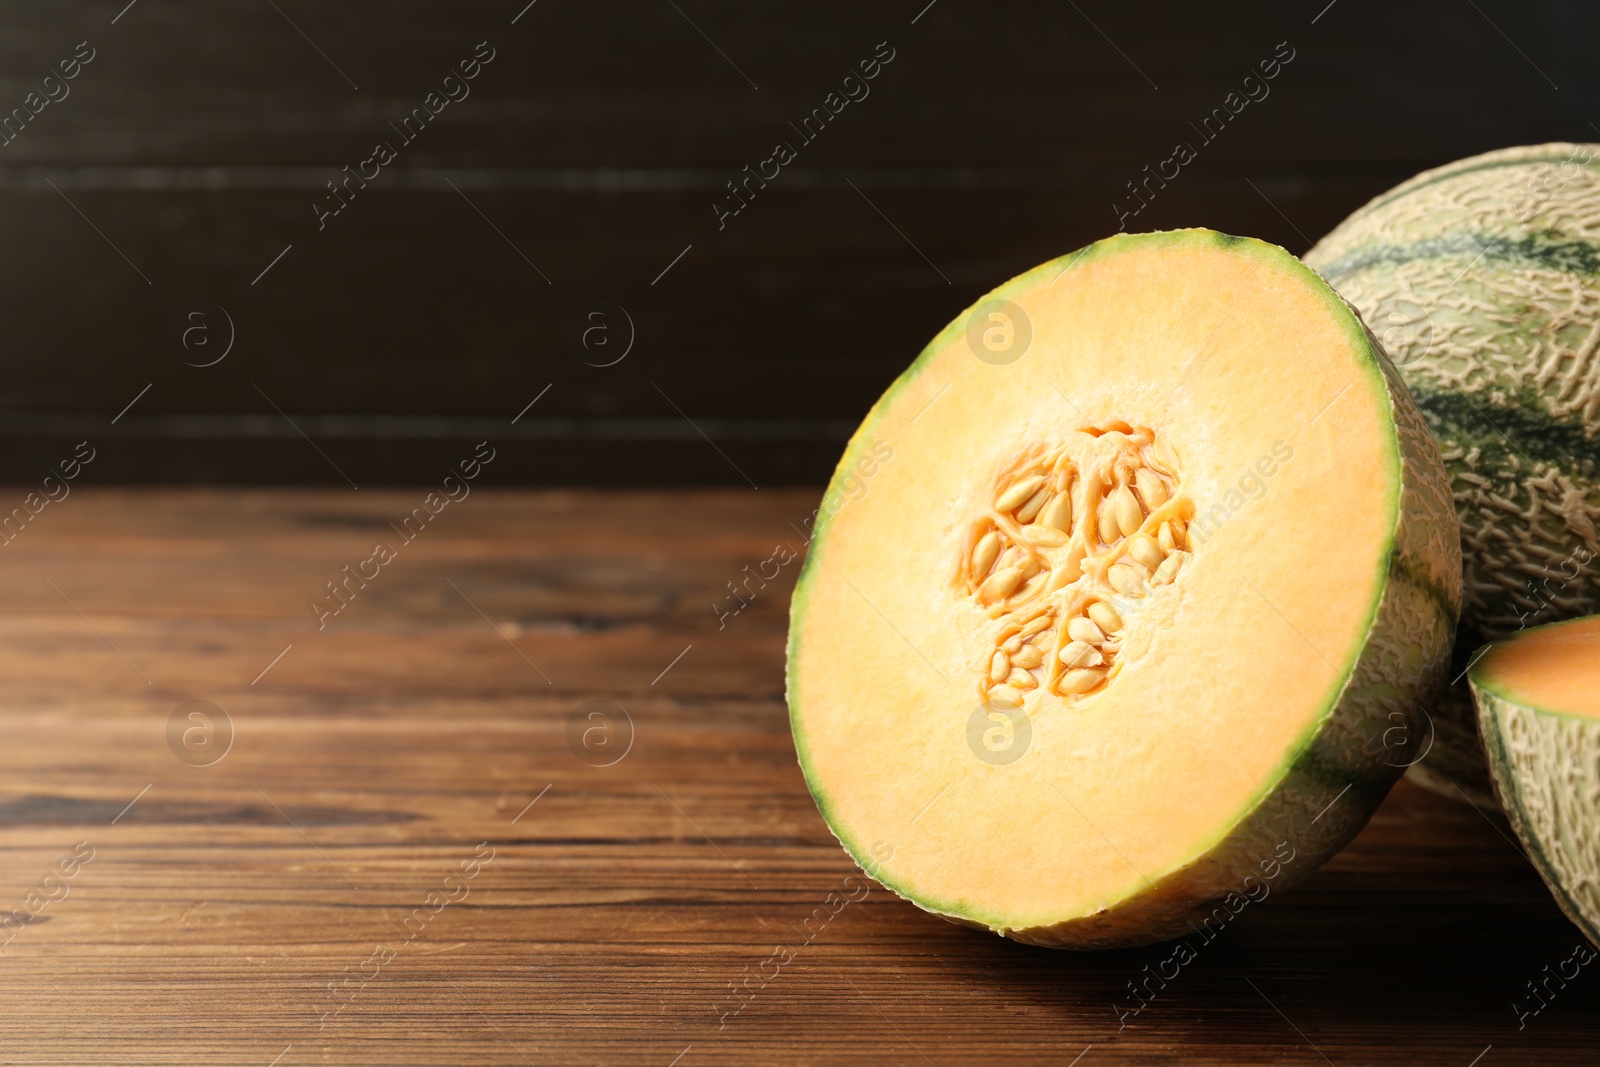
[1308, 144, 1600, 807]
[1476, 687, 1600, 948]
[1008, 326, 1462, 949]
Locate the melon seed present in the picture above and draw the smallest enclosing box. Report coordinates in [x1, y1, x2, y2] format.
[1067, 617, 1106, 644]
[1128, 534, 1165, 571]
[1021, 615, 1053, 637]
[1008, 668, 1038, 690]
[1108, 564, 1144, 595]
[989, 651, 1010, 683]
[1012, 644, 1044, 669]
[1058, 667, 1106, 694]
[978, 566, 1025, 603]
[1135, 467, 1169, 510]
[1057, 640, 1104, 668]
[1015, 487, 1050, 524]
[1087, 601, 1122, 633]
[1158, 521, 1176, 553]
[1097, 501, 1120, 545]
[1113, 485, 1144, 537]
[1020, 524, 1069, 548]
[1041, 492, 1073, 532]
[972, 531, 1001, 577]
[1151, 436, 1178, 472]
[1153, 553, 1185, 585]
[996, 475, 1046, 512]
[1002, 634, 1024, 654]
[988, 685, 1023, 708]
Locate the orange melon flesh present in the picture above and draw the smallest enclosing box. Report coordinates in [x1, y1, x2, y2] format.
[788, 230, 1461, 947]
[1474, 617, 1600, 720]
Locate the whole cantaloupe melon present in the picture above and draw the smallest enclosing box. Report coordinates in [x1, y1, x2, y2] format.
[1308, 144, 1600, 807]
[787, 229, 1461, 948]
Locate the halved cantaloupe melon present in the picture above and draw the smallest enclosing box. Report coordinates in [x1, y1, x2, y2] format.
[1472, 615, 1600, 948]
[788, 229, 1462, 948]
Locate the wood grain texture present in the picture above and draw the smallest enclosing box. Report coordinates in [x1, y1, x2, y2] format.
[0, 487, 1596, 1065]
[0, 0, 1596, 482]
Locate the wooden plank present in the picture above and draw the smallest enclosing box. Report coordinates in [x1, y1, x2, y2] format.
[0, 487, 1597, 1063]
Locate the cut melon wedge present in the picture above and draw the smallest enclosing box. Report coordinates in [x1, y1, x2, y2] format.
[1472, 615, 1600, 948]
[787, 229, 1462, 948]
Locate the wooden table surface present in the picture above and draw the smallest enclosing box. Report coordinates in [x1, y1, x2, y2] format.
[1, 487, 1596, 1066]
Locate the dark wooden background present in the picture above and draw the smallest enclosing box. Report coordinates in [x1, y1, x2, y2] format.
[1, 0, 1596, 484]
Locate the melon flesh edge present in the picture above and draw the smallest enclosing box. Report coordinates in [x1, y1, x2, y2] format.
[788, 230, 1462, 948]
[1307, 143, 1600, 810]
[1473, 616, 1600, 949]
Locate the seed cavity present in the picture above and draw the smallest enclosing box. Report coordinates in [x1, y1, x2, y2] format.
[960, 421, 1191, 708]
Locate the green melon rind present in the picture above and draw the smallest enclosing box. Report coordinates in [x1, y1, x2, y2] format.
[1306, 143, 1600, 809]
[1472, 619, 1600, 949]
[787, 229, 1463, 948]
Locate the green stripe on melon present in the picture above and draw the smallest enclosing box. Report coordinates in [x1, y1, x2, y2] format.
[1308, 143, 1600, 808]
